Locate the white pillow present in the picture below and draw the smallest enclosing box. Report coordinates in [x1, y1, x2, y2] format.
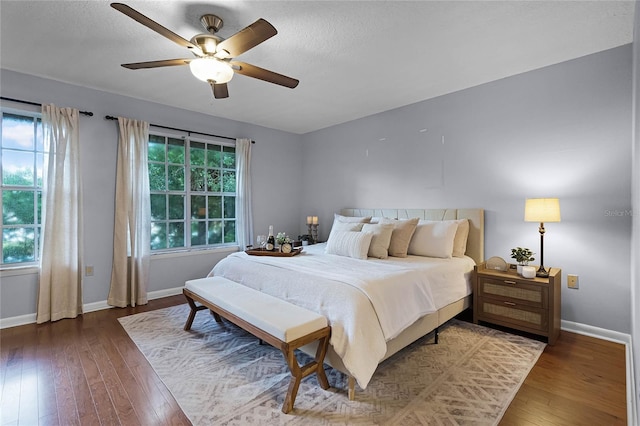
[361, 223, 394, 259]
[334, 213, 371, 223]
[452, 219, 469, 257]
[380, 217, 419, 258]
[408, 220, 458, 258]
[325, 231, 373, 260]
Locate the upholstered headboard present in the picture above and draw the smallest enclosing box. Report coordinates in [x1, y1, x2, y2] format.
[339, 208, 485, 264]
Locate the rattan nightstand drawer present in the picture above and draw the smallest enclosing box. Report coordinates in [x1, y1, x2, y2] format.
[473, 263, 561, 345]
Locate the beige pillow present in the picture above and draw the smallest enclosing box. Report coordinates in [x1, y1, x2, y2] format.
[380, 217, 419, 257]
[325, 231, 373, 260]
[408, 220, 458, 258]
[452, 219, 469, 257]
[361, 223, 394, 259]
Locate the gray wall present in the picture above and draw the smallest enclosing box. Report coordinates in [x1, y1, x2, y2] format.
[301, 45, 633, 334]
[0, 70, 303, 319]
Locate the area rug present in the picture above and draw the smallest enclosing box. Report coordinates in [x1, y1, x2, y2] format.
[119, 304, 545, 425]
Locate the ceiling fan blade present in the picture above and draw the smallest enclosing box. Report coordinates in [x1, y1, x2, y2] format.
[231, 61, 299, 89]
[215, 19, 277, 58]
[122, 58, 192, 70]
[111, 3, 203, 56]
[210, 81, 229, 99]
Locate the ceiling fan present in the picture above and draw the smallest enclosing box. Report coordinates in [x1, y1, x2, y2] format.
[110, 3, 299, 99]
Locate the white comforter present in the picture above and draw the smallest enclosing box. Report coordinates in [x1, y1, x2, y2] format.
[210, 243, 474, 388]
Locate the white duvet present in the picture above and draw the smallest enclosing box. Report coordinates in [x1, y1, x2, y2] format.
[209, 243, 474, 389]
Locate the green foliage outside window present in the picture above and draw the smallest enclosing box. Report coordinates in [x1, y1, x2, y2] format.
[148, 133, 236, 251]
[1, 112, 44, 265]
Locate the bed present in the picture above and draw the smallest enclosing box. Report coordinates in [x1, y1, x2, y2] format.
[208, 208, 484, 395]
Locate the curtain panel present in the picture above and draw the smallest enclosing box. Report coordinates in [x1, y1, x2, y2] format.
[108, 117, 150, 307]
[37, 104, 83, 323]
[236, 138, 253, 250]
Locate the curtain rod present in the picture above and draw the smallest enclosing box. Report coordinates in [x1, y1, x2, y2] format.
[0, 96, 94, 117]
[104, 115, 254, 143]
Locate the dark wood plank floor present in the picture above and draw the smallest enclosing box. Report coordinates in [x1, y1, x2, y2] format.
[1, 296, 627, 425]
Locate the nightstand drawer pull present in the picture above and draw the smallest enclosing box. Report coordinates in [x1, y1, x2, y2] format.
[503, 301, 517, 306]
[504, 280, 517, 285]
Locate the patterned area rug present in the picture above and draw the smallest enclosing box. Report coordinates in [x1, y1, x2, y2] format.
[119, 304, 545, 425]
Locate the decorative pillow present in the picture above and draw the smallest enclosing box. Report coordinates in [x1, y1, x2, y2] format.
[452, 219, 469, 257]
[333, 213, 372, 223]
[361, 223, 394, 259]
[325, 231, 373, 260]
[380, 217, 419, 258]
[408, 220, 458, 258]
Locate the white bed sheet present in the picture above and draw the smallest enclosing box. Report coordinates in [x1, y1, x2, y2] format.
[209, 243, 474, 389]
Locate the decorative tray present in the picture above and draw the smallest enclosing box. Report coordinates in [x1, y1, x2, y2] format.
[245, 248, 303, 257]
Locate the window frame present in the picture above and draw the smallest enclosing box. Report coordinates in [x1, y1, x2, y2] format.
[0, 108, 45, 268]
[148, 130, 238, 255]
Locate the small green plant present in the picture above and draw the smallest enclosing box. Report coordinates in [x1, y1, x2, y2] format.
[276, 232, 291, 245]
[510, 247, 535, 265]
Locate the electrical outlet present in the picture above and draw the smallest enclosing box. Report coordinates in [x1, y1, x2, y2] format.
[85, 266, 94, 276]
[568, 274, 578, 289]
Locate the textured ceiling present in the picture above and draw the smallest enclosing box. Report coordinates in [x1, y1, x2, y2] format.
[0, 1, 635, 134]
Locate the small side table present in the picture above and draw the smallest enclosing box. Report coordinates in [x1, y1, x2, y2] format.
[473, 262, 561, 345]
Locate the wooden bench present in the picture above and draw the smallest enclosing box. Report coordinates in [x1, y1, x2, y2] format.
[183, 276, 331, 414]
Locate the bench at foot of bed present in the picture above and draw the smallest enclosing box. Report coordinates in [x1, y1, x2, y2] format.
[183, 276, 332, 414]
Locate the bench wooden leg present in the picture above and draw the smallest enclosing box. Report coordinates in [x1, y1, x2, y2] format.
[183, 293, 209, 331]
[280, 329, 331, 414]
[348, 376, 356, 401]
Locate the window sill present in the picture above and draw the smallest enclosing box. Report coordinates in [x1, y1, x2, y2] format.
[150, 245, 239, 261]
[0, 265, 39, 277]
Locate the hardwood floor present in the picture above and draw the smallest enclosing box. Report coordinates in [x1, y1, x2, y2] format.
[1, 297, 627, 425]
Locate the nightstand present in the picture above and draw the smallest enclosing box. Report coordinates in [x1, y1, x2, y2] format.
[473, 262, 561, 345]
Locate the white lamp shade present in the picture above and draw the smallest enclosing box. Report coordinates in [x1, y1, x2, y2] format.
[189, 58, 234, 83]
[524, 198, 561, 222]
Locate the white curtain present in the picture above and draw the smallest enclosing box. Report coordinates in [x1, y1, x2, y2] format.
[236, 138, 253, 249]
[108, 117, 150, 307]
[37, 104, 83, 323]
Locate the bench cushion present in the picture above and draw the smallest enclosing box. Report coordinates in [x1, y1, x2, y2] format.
[185, 276, 328, 343]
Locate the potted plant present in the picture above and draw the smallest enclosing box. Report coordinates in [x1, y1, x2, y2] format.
[298, 234, 312, 246]
[510, 247, 535, 275]
[276, 232, 292, 252]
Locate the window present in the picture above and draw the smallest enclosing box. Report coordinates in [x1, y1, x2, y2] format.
[0, 111, 45, 266]
[148, 133, 237, 252]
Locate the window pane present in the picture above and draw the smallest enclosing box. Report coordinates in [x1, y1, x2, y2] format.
[224, 220, 236, 243]
[2, 149, 34, 186]
[191, 221, 206, 246]
[223, 146, 236, 168]
[3, 190, 35, 225]
[168, 138, 185, 164]
[207, 169, 220, 192]
[35, 118, 44, 152]
[224, 196, 235, 219]
[190, 142, 205, 166]
[207, 145, 221, 167]
[190, 167, 206, 191]
[150, 194, 166, 220]
[168, 222, 184, 248]
[222, 170, 236, 193]
[208, 220, 222, 244]
[3, 227, 35, 263]
[208, 196, 222, 218]
[168, 166, 184, 191]
[168, 195, 184, 220]
[148, 163, 166, 191]
[36, 153, 44, 187]
[37, 191, 42, 224]
[151, 223, 167, 250]
[2, 113, 34, 150]
[191, 195, 206, 219]
[148, 135, 166, 162]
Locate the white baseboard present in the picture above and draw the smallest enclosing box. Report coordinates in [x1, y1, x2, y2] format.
[0, 286, 184, 329]
[561, 320, 636, 426]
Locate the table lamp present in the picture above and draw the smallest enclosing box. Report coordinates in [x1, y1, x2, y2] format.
[524, 198, 561, 277]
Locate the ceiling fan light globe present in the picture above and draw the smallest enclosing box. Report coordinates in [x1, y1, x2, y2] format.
[189, 58, 234, 84]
